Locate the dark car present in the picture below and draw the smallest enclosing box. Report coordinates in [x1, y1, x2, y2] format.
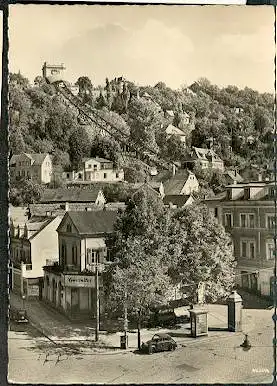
[10, 308, 29, 323]
[141, 333, 177, 354]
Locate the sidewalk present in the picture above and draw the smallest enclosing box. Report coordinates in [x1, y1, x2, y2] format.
[9, 291, 267, 352]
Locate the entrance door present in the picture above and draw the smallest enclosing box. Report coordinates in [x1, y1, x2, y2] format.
[71, 288, 79, 312]
[249, 273, 258, 293]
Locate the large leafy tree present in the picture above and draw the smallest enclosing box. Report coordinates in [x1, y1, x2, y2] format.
[168, 204, 236, 302]
[104, 187, 173, 320]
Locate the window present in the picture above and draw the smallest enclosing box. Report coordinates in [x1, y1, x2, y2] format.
[266, 242, 275, 260]
[240, 214, 255, 228]
[267, 215, 276, 229]
[224, 213, 233, 227]
[106, 249, 113, 262]
[116, 173, 119, 179]
[214, 208, 218, 218]
[240, 240, 256, 259]
[249, 214, 255, 228]
[72, 245, 77, 265]
[249, 242, 255, 259]
[104, 173, 107, 179]
[78, 173, 82, 179]
[88, 164, 92, 169]
[87, 249, 99, 265]
[93, 165, 97, 171]
[240, 214, 246, 228]
[66, 224, 72, 233]
[61, 243, 67, 266]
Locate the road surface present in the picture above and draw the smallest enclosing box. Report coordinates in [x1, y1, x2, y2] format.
[8, 319, 274, 384]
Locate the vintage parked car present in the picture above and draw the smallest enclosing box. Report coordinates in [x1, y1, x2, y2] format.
[10, 308, 29, 323]
[141, 333, 177, 354]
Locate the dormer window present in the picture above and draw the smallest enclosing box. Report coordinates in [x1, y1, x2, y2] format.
[66, 224, 72, 233]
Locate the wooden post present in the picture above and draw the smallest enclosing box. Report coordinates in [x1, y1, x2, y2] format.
[95, 263, 99, 342]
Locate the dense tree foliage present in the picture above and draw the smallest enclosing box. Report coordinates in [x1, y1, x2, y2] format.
[104, 189, 236, 318]
[9, 71, 273, 192]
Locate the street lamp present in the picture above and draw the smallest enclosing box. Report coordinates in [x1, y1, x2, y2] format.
[136, 308, 142, 350]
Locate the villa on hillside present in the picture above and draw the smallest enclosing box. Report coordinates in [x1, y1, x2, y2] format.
[10, 153, 53, 184]
[63, 157, 124, 183]
[184, 147, 224, 171]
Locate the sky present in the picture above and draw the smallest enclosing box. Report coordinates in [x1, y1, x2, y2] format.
[9, 5, 274, 93]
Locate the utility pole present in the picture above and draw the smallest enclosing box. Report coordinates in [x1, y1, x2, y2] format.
[20, 260, 24, 297]
[95, 261, 99, 342]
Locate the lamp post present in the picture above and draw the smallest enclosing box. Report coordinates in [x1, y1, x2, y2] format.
[95, 261, 99, 342]
[137, 308, 141, 350]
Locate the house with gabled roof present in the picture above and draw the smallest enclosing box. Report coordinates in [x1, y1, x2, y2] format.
[185, 147, 224, 171]
[165, 124, 186, 144]
[10, 215, 62, 298]
[42, 210, 117, 319]
[224, 170, 244, 185]
[163, 169, 199, 196]
[10, 152, 53, 184]
[163, 194, 195, 209]
[30, 186, 106, 216]
[130, 181, 165, 199]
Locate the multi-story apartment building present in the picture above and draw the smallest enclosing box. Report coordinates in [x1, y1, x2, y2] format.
[205, 181, 275, 297]
[10, 153, 53, 184]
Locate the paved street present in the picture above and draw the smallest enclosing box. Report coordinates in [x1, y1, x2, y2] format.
[8, 291, 276, 384]
[8, 320, 273, 384]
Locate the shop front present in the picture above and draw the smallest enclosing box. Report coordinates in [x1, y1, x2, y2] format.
[43, 268, 104, 319]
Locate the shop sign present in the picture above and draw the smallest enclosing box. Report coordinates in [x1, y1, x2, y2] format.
[64, 275, 95, 288]
[28, 285, 39, 297]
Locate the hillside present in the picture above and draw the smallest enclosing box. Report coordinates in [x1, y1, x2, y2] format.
[9, 72, 274, 185]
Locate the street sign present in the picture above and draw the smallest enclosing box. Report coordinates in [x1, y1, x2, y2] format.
[28, 285, 39, 297]
[64, 275, 95, 288]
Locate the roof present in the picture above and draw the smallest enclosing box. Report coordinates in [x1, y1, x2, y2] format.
[61, 211, 118, 235]
[165, 124, 186, 136]
[9, 205, 28, 224]
[152, 170, 173, 183]
[83, 157, 113, 164]
[224, 170, 243, 183]
[163, 195, 192, 207]
[10, 153, 49, 166]
[163, 170, 193, 195]
[12, 215, 57, 240]
[40, 187, 103, 203]
[192, 147, 222, 162]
